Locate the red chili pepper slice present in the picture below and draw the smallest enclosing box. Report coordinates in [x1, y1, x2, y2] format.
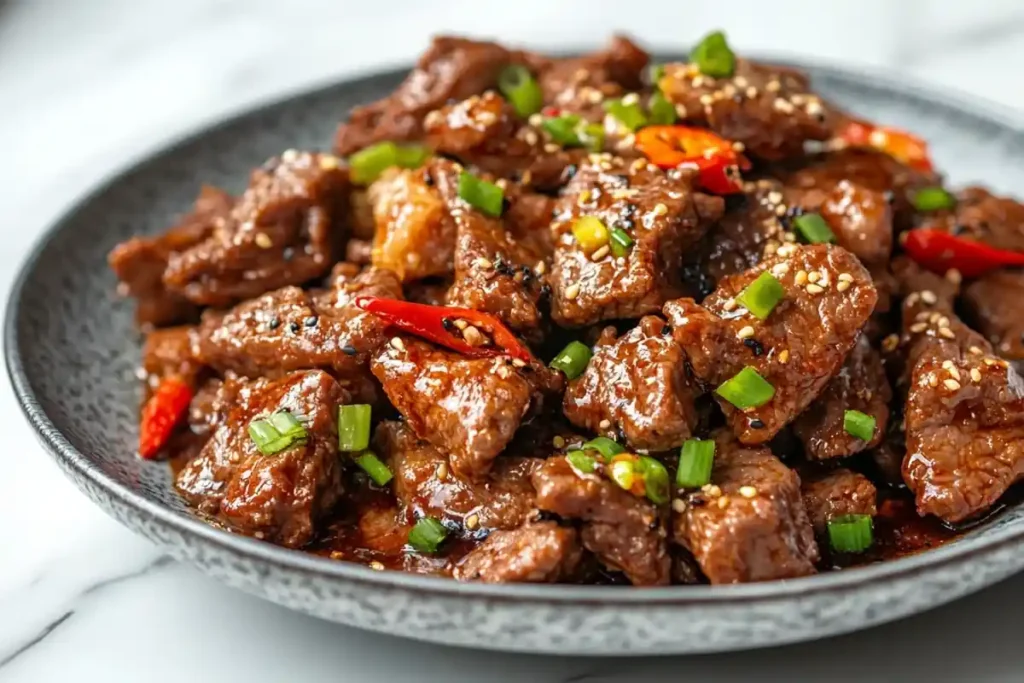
[634, 125, 750, 194]
[355, 296, 533, 364]
[139, 376, 193, 460]
[838, 119, 934, 173]
[902, 228, 1024, 278]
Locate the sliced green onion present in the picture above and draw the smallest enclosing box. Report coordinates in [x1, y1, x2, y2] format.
[338, 404, 372, 451]
[647, 63, 665, 86]
[355, 450, 393, 486]
[715, 367, 775, 409]
[457, 172, 504, 217]
[394, 144, 431, 170]
[408, 517, 448, 553]
[577, 123, 605, 152]
[604, 97, 647, 132]
[736, 271, 785, 321]
[648, 91, 677, 125]
[793, 213, 837, 244]
[677, 439, 715, 488]
[827, 514, 874, 553]
[567, 449, 599, 474]
[912, 187, 956, 212]
[638, 456, 670, 504]
[609, 458, 637, 493]
[580, 436, 625, 459]
[349, 141, 429, 185]
[248, 410, 308, 455]
[691, 30, 735, 78]
[609, 227, 634, 258]
[542, 116, 604, 151]
[843, 409, 877, 442]
[550, 341, 592, 380]
[498, 64, 543, 118]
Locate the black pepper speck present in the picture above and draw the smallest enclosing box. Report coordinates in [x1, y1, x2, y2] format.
[288, 322, 300, 334]
[268, 317, 281, 330]
[749, 418, 765, 429]
[342, 344, 357, 356]
[743, 338, 765, 356]
[304, 315, 318, 327]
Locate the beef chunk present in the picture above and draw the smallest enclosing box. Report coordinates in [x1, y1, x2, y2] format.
[163, 151, 348, 306]
[532, 456, 670, 586]
[175, 370, 346, 547]
[666, 244, 877, 444]
[899, 281, 1024, 523]
[368, 162, 456, 282]
[109, 185, 233, 327]
[563, 316, 699, 451]
[699, 180, 788, 283]
[551, 157, 724, 326]
[793, 335, 891, 459]
[334, 36, 527, 155]
[377, 421, 538, 532]
[658, 60, 838, 160]
[917, 187, 1024, 253]
[454, 521, 582, 583]
[192, 264, 400, 401]
[800, 468, 877, 535]
[672, 431, 818, 583]
[962, 269, 1024, 366]
[370, 336, 560, 481]
[141, 325, 203, 388]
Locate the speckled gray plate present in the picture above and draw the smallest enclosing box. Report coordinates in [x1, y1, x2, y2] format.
[8, 54, 1024, 655]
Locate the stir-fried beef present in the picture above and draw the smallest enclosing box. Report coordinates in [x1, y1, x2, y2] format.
[919, 186, 1024, 252]
[563, 316, 699, 450]
[532, 456, 670, 586]
[962, 269, 1024, 367]
[800, 468, 877, 534]
[673, 431, 818, 583]
[109, 185, 233, 327]
[141, 325, 203, 387]
[551, 157, 724, 326]
[698, 180, 788, 283]
[175, 370, 346, 547]
[163, 151, 349, 307]
[454, 521, 582, 583]
[666, 244, 877, 444]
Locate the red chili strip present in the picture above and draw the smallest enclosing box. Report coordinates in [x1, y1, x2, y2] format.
[635, 125, 750, 194]
[838, 119, 934, 173]
[902, 228, 1024, 278]
[138, 376, 193, 459]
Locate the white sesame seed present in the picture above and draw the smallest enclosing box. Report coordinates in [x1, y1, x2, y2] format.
[512, 358, 526, 368]
[806, 283, 824, 295]
[946, 269, 962, 285]
[943, 379, 961, 391]
[928, 374, 938, 387]
[971, 368, 982, 382]
[838, 272, 854, 282]
[653, 203, 668, 216]
[254, 232, 273, 249]
[909, 322, 928, 333]
[795, 270, 808, 285]
[672, 499, 687, 513]
[737, 326, 755, 339]
[389, 337, 405, 351]
[463, 325, 484, 346]
[534, 261, 547, 275]
[591, 245, 610, 261]
[599, 419, 612, 430]
[473, 256, 493, 269]
[370, 561, 385, 571]
[969, 346, 984, 355]
[808, 271, 820, 283]
[717, 496, 730, 509]
[544, 143, 560, 153]
[939, 327, 956, 339]
[565, 283, 581, 300]
[948, 366, 961, 381]
[778, 349, 790, 364]
[921, 290, 938, 304]
[453, 319, 469, 330]
[739, 486, 757, 499]
[837, 280, 851, 292]
[464, 514, 480, 530]
[436, 462, 449, 480]
[722, 298, 737, 312]
[771, 263, 789, 276]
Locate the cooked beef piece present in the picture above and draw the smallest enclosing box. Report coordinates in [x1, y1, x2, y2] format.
[666, 244, 877, 444]
[800, 468, 877, 535]
[454, 521, 582, 583]
[916, 186, 1024, 253]
[347, 188, 377, 239]
[793, 335, 891, 459]
[334, 36, 529, 155]
[658, 60, 838, 161]
[109, 185, 233, 328]
[192, 265, 400, 401]
[898, 277, 1024, 523]
[871, 437, 906, 488]
[175, 370, 346, 547]
[371, 336, 561, 481]
[187, 376, 236, 436]
[368, 161, 456, 282]
[672, 431, 818, 583]
[698, 180, 788, 283]
[962, 269, 1024, 366]
[377, 421, 539, 532]
[404, 278, 452, 306]
[425, 92, 589, 191]
[532, 456, 670, 585]
[344, 238, 373, 265]
[141, 325, 203, 387]
[550, 157, 724, 326]
[163, 151, 348, 307]
[892, 255, 959, 312]
[563, 316, 699, 450]
[671, 548, 706, 585]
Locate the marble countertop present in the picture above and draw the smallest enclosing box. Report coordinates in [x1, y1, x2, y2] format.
[2, 1, 1024, 680]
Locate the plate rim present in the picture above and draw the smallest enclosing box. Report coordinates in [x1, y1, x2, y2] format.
[7, 54, 1024, 606]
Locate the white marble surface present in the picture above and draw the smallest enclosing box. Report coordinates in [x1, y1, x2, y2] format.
[2, 1, 1024, 680]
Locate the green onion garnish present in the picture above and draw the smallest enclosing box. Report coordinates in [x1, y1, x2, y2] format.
[567, 449, 599, 474]
[716, 367, 775, 409]
[793, 213, 837, 244]
[579, 436, 625, 459]
[609, 458, 637, 493]
[349, 141, 430, 185]
[542, 115, 604, 151]
[609, 227, 635, 257]
[248, 410, 308, 455]
[843, 409, 877, 442]
[736, 271, 785, 321]
[497, 64, 543, 118]
[338, 404, 372, 451]
[638, 456, 670, 504]
[912, 187, 956, 212]
[827, 514, 874, 553]
[677, 438, 715, 488]
[648, 92, 677, 125]
[691, 30, 735, 78]
[647, 63, 665, 86]
[355, 450, 393, 486]
[604, 97, 648, 132]
[550, 341, 592, 380]
[457, 171, 504, 217]
[578, 122, 605, 152]
[408, 517, 448, 553]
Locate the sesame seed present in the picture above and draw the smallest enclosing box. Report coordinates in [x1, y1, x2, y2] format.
[928, 374, 938, 387]
[949, 366, 961, 381]
[776, 244, 795, 257]
[699, 94, 714, 106]
[389, 337, 405, 351]
[544, 143, 560, 153]
[511, 358, 526, 368]
[921, 290, 938, 304]
[906, 292, 920, 306]
[766, 80, 781, 92]
[771, 263, 789, 276]
[524, 130, 539, 146]
[370, 561, 385, 571]
[778, 349, 790, 364]
[971, 368, 982, 382]
[722, 298, 737, 312]
[806, 283, 824, 295]
[534, 261, 547, 275]
[795, 270, 808, 285]
[702, 484, 723, 497]
[909, 322, 928, 333]
[767, 191, 783, 205]
[565, 283, 581, 300]
[254, 531, 265, 539]
[882, 334, 900, 352]
[465, 514, 480, 530]
[739, 486, 757, 499]
[672, 499, 687, 513]
[319, 155, 340, 170]
[717, 496, 730, 509]
[591, 245, 610, 261]
[553, 435, 566, 449]
[732, 141, 746, 153]
[436, 462, 449, 480]
[808, 271, 820, 283]
[970, 346, 984, 355]
[599, 419, 612, 430]
[254, 232, 273, 249]
[773, 98, 795, 113]
[745, 86, 759, 99]
[837, 280, 851, 292]
[473, 257, 494, 269]
[463, 325, 484, 346]
[939, 327, 956, 339]
[653, 203, 668, 216]
[946, 269, 962, 285]
[737, 326, 755, 339]
[453, 319, 469, 331]
[838, 272, 854, 282]
[943, 379, 961, 391]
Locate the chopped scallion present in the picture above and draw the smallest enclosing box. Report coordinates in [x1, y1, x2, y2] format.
[580, 436, 625, 459]
[715, 367, 775, 409]
[355, 450, 393, 486]
[647, 63, 665, 86]
[338, 404, 372, 451]
[248, 410, 308, 455]
[736, 271, 785, 320]
[549, 341, 592, 380]
[349, 141, 429, 185]
[394, 144, 431, 170]
[638, 456, 670, 504]
[677, 439, 715, 488]
[912, 187, 956, 212]
[604, 98, 647, 132]
[827, 514, 874, 553]
[793, 213, 837, 244]
[542, 115, 604, 151]
[691, 30, 735, 78]
[648, 91, 677, 125]
[609, 458, 637, 493]
[609, 227, 635, 257]
[843, 409, 877, 442]
[408, 517, 448, 553]
[457, 172, 505, 217]
[497, 64, 543, 118]
[567, 449, 599, 474]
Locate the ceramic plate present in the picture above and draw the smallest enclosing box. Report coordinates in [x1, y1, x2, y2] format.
[8, 54, 1024, 655]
